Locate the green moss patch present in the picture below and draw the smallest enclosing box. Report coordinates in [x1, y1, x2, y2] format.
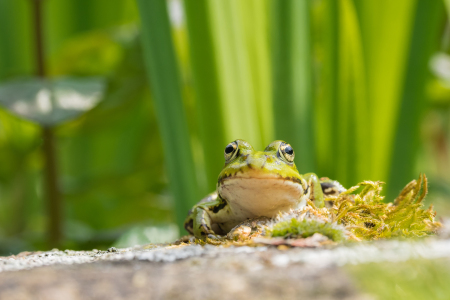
[269, 218, 346, 242]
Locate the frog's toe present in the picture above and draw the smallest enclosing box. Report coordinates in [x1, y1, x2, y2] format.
[207, 233, 222, 240]
[205, 234, 225, 245]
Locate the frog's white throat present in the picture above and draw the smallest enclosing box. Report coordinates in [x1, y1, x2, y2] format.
[218, 177, 308, 219]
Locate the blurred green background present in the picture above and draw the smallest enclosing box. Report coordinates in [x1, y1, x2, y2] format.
[1, 0, 450, 255]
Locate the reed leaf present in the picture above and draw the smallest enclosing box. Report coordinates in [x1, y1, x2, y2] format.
[334, 0, 369, 186]
[136, 0, 199, 229]
[239, 0, 273, 146]
[311, 0, 338, 177]
[272, 0, 315, 172]
[355, 0, 416, 183]
[387, 0, 444, 199]
[183, 0, 226, 191]
[208, 0, 263, 149]
[0, 0, 33, 79]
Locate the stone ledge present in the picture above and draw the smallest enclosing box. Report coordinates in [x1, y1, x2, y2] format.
[2, 238, 449, 299]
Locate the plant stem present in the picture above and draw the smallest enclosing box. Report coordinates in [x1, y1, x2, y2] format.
[42, 127, 62, 247]
[32, 0, 62, 247]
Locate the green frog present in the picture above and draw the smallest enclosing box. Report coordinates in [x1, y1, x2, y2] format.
[184, 139, 345, 239]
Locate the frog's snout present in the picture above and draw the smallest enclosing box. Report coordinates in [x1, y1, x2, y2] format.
[246, 153, 269, 169]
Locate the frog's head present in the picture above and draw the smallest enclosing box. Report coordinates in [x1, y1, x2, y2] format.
[217, 140, 309, 217]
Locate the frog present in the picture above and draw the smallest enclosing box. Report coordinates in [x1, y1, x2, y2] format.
[184, 139, 345, 239]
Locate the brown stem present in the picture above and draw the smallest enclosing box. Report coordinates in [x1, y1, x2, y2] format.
[42, 127, 62, 247]
[32, 0, 62, 247]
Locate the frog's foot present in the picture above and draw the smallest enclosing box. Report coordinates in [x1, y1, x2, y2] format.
[320, 178, 347, 207]
[205, 234, 226, 245]
[207, 233, 222, 239]
[184, 215, 195, 235]
[174, 235, 196, 245]
[320, 179, 346, 196]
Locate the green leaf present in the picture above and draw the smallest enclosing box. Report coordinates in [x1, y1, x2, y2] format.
[311, 0, 338, 177]
[0, 0, 33, 79]
[387, 1, 445, 199]
[0, 77, 106, 126]
[136, 0, 200, 230]
[183, 0, 226, 191]
[272, 0, 315, 172]
[355, 0, 416, 183]
[335, 0, 369, 185]
[208, 0, 267, 149]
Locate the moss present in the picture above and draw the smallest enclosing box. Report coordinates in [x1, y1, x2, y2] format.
[267, 174, 441, 242]
[270, 218, 346, 242]
[331, 174, 441, 240]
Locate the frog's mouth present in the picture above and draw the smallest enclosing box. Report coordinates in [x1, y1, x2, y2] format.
[218, 173, 307, 218]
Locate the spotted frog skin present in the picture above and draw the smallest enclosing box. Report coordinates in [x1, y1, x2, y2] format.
[184, 140, 345, 239]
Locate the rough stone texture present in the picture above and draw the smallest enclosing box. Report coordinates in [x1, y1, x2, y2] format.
[2, 237, 450, 299]
[3, 238, 450, 272]
[0, 249, 370, 300]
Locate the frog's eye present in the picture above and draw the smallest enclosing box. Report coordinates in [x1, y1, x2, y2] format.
[278, 143, 295, 163]
[224, 141, 239, 162]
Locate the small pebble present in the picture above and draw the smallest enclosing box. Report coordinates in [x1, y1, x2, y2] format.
[277, 245, 290, 251]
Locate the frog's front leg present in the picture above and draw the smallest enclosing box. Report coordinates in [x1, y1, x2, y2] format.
[303, 173, 325, 208]
[192, 206, 218, 239]
[185, 196, 229, 239]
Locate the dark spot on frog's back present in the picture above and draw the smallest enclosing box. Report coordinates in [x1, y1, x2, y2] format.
[212, 198, 228, 213]
[184, 218, 193, 232]
[218, 173, 231, 185]
[285, 176, 302, 184]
